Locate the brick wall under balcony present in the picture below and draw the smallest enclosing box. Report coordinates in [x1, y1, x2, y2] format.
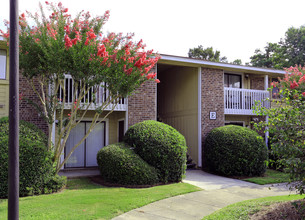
[128, 80, 156, 127]
[201, 67, 225, 166]
[19, 75, 49, 135]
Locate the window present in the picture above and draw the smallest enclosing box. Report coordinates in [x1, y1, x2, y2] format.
[0, 49, 7, 79]
[225, 121, 244, 127]
[118, 119, 125, 142]
[224, 73, 242, 88]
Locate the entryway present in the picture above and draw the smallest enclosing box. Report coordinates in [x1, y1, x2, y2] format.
[157, 63, 199, 166]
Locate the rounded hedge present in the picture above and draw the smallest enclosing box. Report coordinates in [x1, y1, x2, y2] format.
[124, 120, 187, 183]
[97, 143, 159, 185]
[204, 125, 267, 177]
[0, 117, 66, 198]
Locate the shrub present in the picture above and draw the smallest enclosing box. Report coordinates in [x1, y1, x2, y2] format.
[97, 143, 159, 185]
[204, 125, 267, 177]
[124, 120, 187, 183]
[44, 175, 67, 194]
[0, 117, 47, 145]
[0, 117, 66, 198]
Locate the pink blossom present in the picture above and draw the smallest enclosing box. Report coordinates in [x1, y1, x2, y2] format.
[64, 35, 72, 49]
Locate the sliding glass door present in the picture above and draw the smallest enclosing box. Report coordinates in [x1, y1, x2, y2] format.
[65, 122, 105, 168]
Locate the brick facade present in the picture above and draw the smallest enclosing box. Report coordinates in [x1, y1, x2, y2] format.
[19, 74, 158, 135]
[19, 75, 49, 134]
[250, 77, 264, 90]
[201, 67, 225, 166]
[127, 80, 157, 127]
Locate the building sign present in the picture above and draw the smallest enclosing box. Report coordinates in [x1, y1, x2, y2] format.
[210, 112, 216, 120]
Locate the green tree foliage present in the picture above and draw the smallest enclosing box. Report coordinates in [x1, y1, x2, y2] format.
[232, 59, 242, 65]
[250, 26, 305, 69]
[0, 2, 160, 173]
[188, 45, 228, 62]
[254, 65, 305, 194]
[250, 43, 288, 69]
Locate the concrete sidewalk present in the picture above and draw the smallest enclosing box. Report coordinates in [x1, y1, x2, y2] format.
[59, 168, 100, 178]
[112, 170, 295, 220]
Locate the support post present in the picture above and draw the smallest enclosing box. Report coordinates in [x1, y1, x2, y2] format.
[264, 75, 269, 147]
[264, 75, 269, 91]
[197, 67, 202, 167]
[8, 0, 19, 219]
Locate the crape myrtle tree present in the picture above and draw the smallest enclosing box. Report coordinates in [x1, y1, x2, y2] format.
[1, 2, 160, 173]
[254, 65, 305, 194]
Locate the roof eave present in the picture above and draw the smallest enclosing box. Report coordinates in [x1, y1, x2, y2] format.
[159, 54, 286, 75]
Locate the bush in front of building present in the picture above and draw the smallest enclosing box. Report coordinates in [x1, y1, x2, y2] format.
[0, 117, 66, 198]
[97, 142, 159, 185]
[204, 125, 267, 177]
[124, 120, 187, 183]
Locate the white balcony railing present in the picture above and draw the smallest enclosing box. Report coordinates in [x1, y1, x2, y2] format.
[224, 87, 269, 115]
[58, 75, 127, 111]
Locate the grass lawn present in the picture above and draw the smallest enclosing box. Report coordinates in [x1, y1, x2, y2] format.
[243, 169, 290, 185]
[0, 178, 200, 220]
[203, 194, 305, 220]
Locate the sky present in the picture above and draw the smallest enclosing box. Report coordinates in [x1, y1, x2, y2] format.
[0, 0, 305, 64]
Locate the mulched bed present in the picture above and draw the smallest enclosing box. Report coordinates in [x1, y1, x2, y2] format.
[90, 175, 174, 188]
[250, 199, 305, 220]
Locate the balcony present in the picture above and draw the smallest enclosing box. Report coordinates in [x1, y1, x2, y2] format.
[224, 87, 270, 115]
[58, 75, 127, 111]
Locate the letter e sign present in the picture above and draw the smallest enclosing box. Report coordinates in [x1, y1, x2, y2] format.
[210, 112, 216, 120]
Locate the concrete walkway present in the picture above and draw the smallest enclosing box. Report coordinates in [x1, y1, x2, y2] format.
[113, 170, 296, 220]
[59, 168, 100, 178]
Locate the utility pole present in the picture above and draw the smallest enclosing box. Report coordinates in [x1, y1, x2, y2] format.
[8, 0, 19, 219]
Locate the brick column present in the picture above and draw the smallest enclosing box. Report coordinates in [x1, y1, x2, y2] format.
[127, 80, 157, 127]
[19, 75, 48, 135]
[201, 67, 225, 167]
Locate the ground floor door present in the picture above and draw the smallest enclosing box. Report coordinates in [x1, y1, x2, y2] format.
[65, 121, 105, 168]
[118, 120, 124, 142]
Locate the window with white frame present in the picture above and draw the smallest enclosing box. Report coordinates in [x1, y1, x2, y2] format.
[0, 49, 7, 79]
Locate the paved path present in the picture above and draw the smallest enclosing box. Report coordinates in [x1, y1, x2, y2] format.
[113, 170, 296, 220]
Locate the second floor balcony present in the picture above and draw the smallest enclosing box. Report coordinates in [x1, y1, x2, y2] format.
[224, 87, 270, 115]
[58, 75, 128, 111]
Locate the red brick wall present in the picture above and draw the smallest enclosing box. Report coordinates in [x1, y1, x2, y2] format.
[19, 74, 158, 134]
[19, 75, 49, 135]
[201, 67, 225, 138]
[251, 77, 264, 90]
[201, 67, 225, 166]
[127, 80, 156, 127]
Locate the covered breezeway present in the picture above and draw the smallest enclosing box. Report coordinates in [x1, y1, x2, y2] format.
[157, 63, 201, 166]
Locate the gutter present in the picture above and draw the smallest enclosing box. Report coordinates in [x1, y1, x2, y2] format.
[159, 54, 286, 75]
